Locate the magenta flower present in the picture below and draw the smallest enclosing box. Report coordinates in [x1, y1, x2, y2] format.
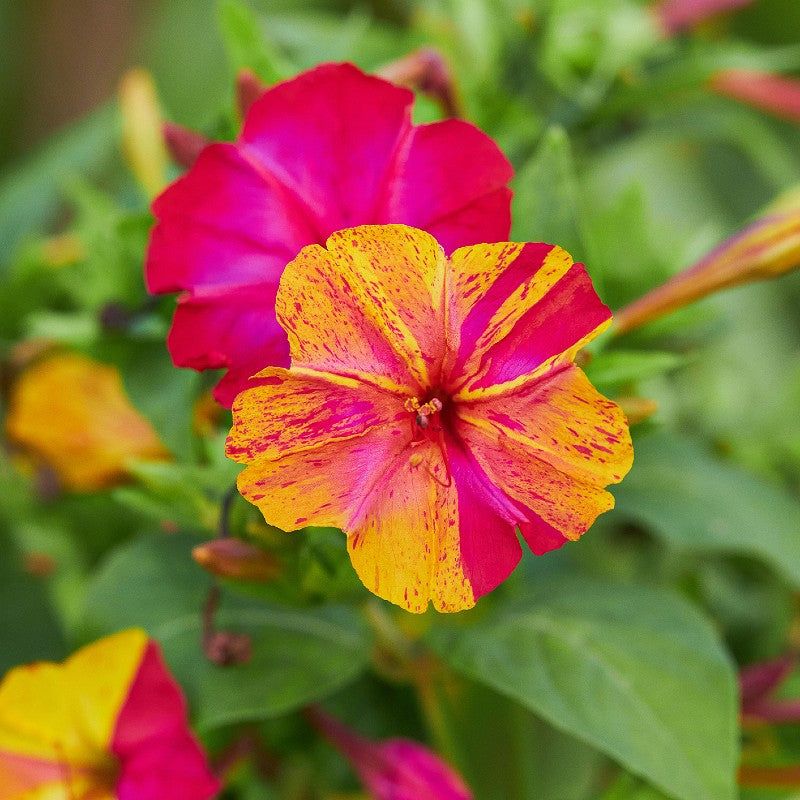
[146, 62, 513, 407]
[308, 706, 472, 800]
[0, 630, 219, 799]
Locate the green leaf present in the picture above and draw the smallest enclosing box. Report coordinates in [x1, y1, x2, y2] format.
[583, 349, 686, 390]
[217, 0, 292, 85]
[612, 432, 800, 586]
[428, 578, 737, 800]
[0, 527, 66, 675]
[512, 126, 597, 280]
[0, 106, 117, 269]
[84, 532, 372, 729]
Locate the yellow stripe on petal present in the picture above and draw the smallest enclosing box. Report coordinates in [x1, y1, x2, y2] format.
[227, 368, 406, 463]
[325, 226, 447, 389]
[449, 243, 572, 381]
[347, 443, 474, 613]
[236, 425, 411, 532]
[276, 236, 421, 393]
[0, 630, 147, 768]
[457, 365, 633, 488]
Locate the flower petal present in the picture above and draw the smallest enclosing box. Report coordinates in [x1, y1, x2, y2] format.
[347, 442, 475, 613]
[235, 426, 409, 532]
[5, 354, 170, 491]
[167, 283, 287, 407]
[147, 143, 317, 293]
[0, 630, 147, 770]
[112, 641, 219, 800]
[446, 243, 611, 398]
[456, 368, 631, 543]
[457, 365, 633, 488]
[227, 369, 406, 463]
[278, 226, 448, 391]
[240, 63, 414, 232]
[384, 118, 513, 253]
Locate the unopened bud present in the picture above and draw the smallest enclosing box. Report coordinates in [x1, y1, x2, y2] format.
[377, 48, 462, 118]
[651, 0, 754, 36]
[709, 68, 800, 126]
[192, 537, 281, 581]
[236, 68, 267, 118]
[163, 121, 209, 170]
[119, 68, 168, 197]
[616, 396, 658, 426]
[614, 207, 800, 335]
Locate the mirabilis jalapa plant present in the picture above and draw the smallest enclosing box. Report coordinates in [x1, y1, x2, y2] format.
[147, 61, 634, 612]
[6, 0, 800, 797]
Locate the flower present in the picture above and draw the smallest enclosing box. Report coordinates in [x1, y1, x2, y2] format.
[308, 706, 472, 800]
[145, 62, 513, 407]
[4, 352, 170, 492]
[0, 629, 219, 800]
[709, 68, 800, 126]
[613, 204, 800, 335]
[226, 225, 633, 613]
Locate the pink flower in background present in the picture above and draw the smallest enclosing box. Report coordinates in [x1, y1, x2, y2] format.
[146, 62, 513, 407]
[227, 225, 633, 612]
[309, 706, 472, 800]
[0, 630, 219, 800]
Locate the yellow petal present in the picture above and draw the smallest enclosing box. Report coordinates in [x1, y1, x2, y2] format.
[0, 630, 147, 770]
[5, 353, 170, 492]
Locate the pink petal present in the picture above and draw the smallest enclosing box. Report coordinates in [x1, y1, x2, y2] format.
[167, 283, 287, 407]
[383, 119, 513, 253]
[453, 249, 611, 395]
[309, 708, 472, 800]
[371, 740, 473, 800]
[112, 641, 219, 800]
[146, 63, 514, 407]
[241, 63, 415, 232]
[147, 143, 317, 293]
[444, 435, 524, 600]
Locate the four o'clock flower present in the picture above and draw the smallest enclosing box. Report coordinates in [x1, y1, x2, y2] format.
[145, 62, 513, 407]
[0, 629, 219, 800]
[226, 225, 633, 613]
[308, 706, 472, 800]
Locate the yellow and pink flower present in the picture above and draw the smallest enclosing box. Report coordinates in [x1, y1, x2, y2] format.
[226, 225, 633, 613]
[146, 62, 513, 407]
[0, 630, 219, 799]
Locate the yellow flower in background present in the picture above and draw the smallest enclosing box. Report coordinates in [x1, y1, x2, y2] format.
[5, 352, 170, 492]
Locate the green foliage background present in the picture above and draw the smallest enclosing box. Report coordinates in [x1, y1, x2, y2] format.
[2, 1, 800, 798]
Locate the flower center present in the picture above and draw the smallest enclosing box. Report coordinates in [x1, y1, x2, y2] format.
[404, 395, 444, 431]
